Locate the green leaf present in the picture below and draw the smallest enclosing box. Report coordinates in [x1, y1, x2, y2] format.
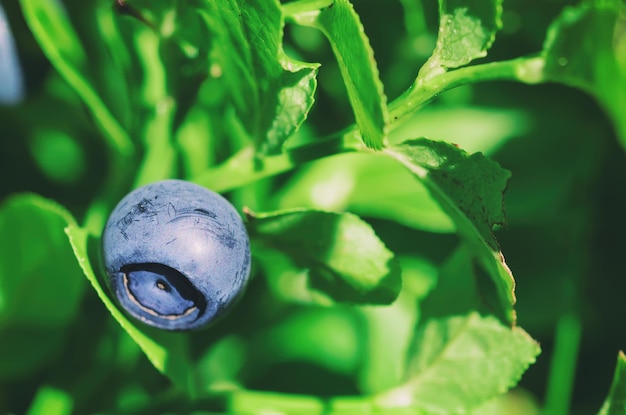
[385, 138, 515, 324]
[273, 152, 454, 233]
[0, 194, 85, 328]
[25, 386, 73, 415]
[358, 256, 434, 394]
[376, 313, 540, 414]
[19, 0, 133, 156]
[420, 245, 486, 319]
[64, 224, 197, 395]
[194, 0, 318, 154]
[468, 390, 540, 415]
[256, 307, 363, 375]
[248, 208, 401, 304]
[598, 351, 626, 415]
[419, 0, 503, 79]
[0, 194, 85, 379]
[284, 0, 389, 150]
[540, 0, 626, 148]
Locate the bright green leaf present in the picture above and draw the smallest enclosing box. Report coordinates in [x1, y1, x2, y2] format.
[598, 351, 626, 415]
[540, 0, 626, 148]
[419, 0, 503, 79]
[25, 386, 73, 415]
[257, 307, 363, 375]
[376, 313, 540, 414]
[194, 0, 318, 155]
[273, 152, 454, 233]
[284, 0, 388, 150]
[19, 0, 134, 156]
[468, 390, 540, 415]
[358, 256, 435, 394]
[248, 208, 401, 304]
[389, 106, 532, 155]
[267, 55, 319, 154]
[385, 138, 515, 324]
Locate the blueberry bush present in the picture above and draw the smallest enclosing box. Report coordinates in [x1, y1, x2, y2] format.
[1, 0, 625, 414]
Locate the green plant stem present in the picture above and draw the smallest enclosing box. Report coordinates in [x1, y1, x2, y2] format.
[131, 26, 178, 188]
[193, 129, 367, 192]
[543, 311, 582, 415]
[388, 56, 546, 127]
[542, 277, 582, 415]
[132, 100, 177, 187]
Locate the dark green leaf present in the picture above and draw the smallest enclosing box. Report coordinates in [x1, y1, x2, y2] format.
[0, 194, 85, 328]
[419, 0, 503, 78]
[541, 0, 626, 147]
[385, 138, 515, 324]
[0, 194, 85, 379]
[19, 0, 133, 156]
[284, 0, 388, 150]
[248, 208, 401, 304]
[598, 351, 626, 415]
[376, 313, 540, 414]
[420, 245, 483, 319]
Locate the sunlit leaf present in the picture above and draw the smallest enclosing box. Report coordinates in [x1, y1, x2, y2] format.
[284, 0, 388, 150]
[419, 0, 503, 79]
[273, 152, 454, 233]
[376, 313, 540, 414]
[385, 138, 515, 324]
[25, 386, 73, 415]
[192, 0, 318, 155]
[248, 208, 401, 304]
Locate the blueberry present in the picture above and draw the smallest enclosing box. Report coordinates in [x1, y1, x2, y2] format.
[102, 180, 251, 331]
[0, 4, 25, 105]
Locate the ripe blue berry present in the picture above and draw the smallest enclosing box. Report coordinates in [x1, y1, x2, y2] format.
[102, 180, 251, 331]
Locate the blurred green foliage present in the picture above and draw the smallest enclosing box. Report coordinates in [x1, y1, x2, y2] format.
[1, 0, 626, 414]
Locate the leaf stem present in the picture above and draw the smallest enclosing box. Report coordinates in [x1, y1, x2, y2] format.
[543, 311, 582, 415]
[193, 129, 366, 192]
[388, 56, 546, 128]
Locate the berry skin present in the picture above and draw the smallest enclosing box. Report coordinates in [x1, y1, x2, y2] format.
[102, 180, 251, 331]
